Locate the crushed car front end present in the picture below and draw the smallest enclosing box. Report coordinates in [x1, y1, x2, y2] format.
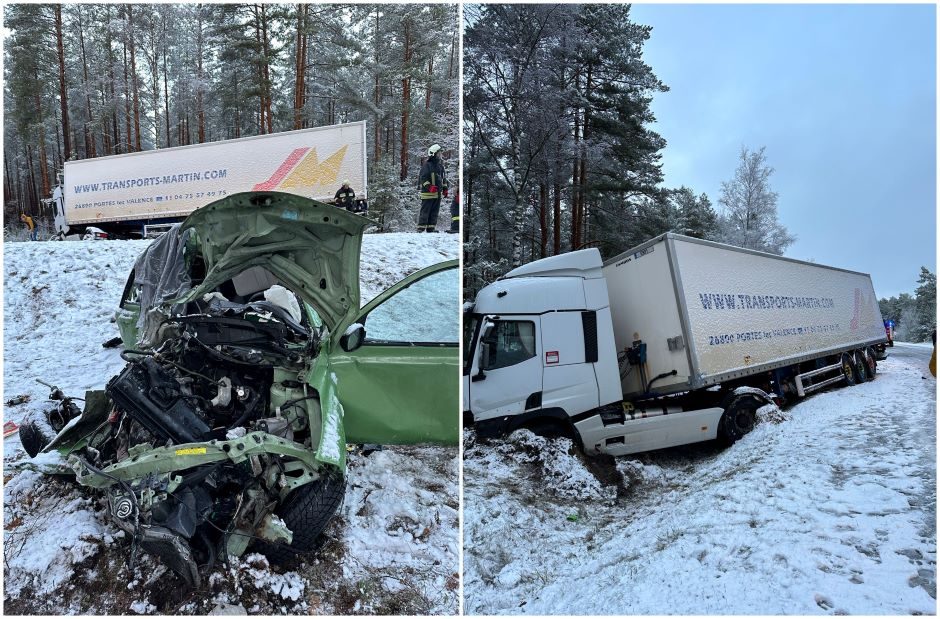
[24, 192, 369, 586]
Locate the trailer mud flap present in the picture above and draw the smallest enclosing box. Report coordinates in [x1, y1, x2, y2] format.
[576, 407, 724, 456]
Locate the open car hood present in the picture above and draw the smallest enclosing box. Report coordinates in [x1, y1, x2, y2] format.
[179, 192, 369, 333]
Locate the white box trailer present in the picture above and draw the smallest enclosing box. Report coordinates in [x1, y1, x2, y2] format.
[604, 234, 887, 399]
[465, 233, 888, 457]
[51, 121, 367, 237]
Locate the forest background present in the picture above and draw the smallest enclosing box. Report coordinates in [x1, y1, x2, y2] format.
[462, 3, 934, 341]
[3, 3, 459, 232]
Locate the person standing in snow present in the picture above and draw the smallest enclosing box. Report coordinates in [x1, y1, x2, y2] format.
[333, 180, 356, 211]
[417, 144, 448, 232]
[20, 214, 36, 241]
[447, 190, 460, 234]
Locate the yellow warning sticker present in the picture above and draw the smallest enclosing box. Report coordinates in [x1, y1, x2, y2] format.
[175, 447, 207, 456]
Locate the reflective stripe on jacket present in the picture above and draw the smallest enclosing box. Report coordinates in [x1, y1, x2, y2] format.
[418, 155, 447, 199]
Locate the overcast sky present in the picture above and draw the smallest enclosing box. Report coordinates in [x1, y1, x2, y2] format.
[630, 3, 936, 298]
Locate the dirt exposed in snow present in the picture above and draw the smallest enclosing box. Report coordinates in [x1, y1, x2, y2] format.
[464, 344, 936, 614]
[3, 233, 459, 615]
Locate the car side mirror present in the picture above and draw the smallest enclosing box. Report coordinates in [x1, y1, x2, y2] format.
[340, 323, 366, 352]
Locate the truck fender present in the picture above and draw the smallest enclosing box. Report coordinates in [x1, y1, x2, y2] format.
[509, 408, 577, 440]
[718, 387, 774, 445]
[474, 408, 577, 442]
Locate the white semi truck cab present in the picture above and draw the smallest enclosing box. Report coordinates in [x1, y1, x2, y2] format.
[464, 233, 888, 456]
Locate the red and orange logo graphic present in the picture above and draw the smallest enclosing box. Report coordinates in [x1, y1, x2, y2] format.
[253, 145, 348, 191]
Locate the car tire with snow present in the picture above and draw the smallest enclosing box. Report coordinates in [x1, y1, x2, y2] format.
[841, 353, 857, 386]
[254, 468, 345, 564]
[718, 393, 761, 445]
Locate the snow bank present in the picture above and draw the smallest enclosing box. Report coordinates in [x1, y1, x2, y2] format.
[464, 350, 936, 614]
[3, 233, 459, 614]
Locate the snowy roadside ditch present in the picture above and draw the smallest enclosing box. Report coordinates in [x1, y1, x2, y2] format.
[3, 234, 459, 615]
[464, 350, 936, 615]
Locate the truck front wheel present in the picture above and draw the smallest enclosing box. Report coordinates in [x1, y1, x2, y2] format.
[718, 394, 760, 445]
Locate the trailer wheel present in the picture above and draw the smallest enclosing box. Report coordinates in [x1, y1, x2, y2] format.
[864, 347, 877, 379]
[851, 351, 868, 383]
[718, 394, 760, 445]
[841, 353, 857, 386]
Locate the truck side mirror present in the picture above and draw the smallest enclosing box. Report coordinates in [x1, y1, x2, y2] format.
[473, 322, 495, 380]
[340, 323, 366, 352]
[481, 340, 492, 370]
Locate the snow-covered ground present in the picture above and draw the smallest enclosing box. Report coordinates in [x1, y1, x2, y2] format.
[3, 233, 459, 615]
[464, 343, 937, 615]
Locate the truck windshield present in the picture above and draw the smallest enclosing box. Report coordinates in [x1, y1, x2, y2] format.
[463, 313, 480, 372]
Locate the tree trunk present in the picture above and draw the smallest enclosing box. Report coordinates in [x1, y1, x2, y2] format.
[425, 57, 433, 110]
[127, 4, 142, 151]
[76, 6, 96, 159]
[539, 182, 548, 258]
[196, 9, 206, 143]
[123, 31, 132, 153]
[105, 5, 119, 155]
[553, 180, 561, 256]
[399, 21, 412, 182]
[571, 69, 581, 251]
[260, 5, 273, 134]
[162, 12, 171, 147]
[510, 194, 525, 268]
[54, 5, 72, 162]
[577, 64, 593, 248]
[373, 9, 381, 164]
[293, 3, 307, 130]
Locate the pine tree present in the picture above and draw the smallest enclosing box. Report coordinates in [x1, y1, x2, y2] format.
[912, 267, 937, 343]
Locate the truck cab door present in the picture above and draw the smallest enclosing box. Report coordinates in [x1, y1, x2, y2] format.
[468, 316, 544, 427]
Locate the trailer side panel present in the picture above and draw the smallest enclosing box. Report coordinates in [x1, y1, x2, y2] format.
[673, 235, 886, 385]
[63, 122, 367, 226]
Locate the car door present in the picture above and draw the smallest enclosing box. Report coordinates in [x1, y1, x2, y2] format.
[329, 260, 459, 445]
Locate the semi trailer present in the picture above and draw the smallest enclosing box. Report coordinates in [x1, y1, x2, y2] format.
[463, 233, 888, 456]
[46, 121, 368, 238]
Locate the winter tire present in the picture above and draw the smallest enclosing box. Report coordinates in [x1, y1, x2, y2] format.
[851, 351, 868, 383]
[864, 347, 877, 379]
[718, 393, 761, 445]
[254, 468, 345, 564]
[841, 353, 857, 386]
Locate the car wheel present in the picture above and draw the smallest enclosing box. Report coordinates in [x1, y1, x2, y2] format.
[841, 353, 857, 386]
[864, 347, 877, 379]
[254, 468, 345, 564]
[718, 394, 761, 445]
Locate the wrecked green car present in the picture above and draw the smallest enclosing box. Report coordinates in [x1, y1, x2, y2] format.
[20, 192, 458, 587]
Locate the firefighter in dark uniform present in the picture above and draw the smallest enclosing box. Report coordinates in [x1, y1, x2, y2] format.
[417, 144, 448, 232]
[447, 191, 460, 233]
[334, 180, 356, 211]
